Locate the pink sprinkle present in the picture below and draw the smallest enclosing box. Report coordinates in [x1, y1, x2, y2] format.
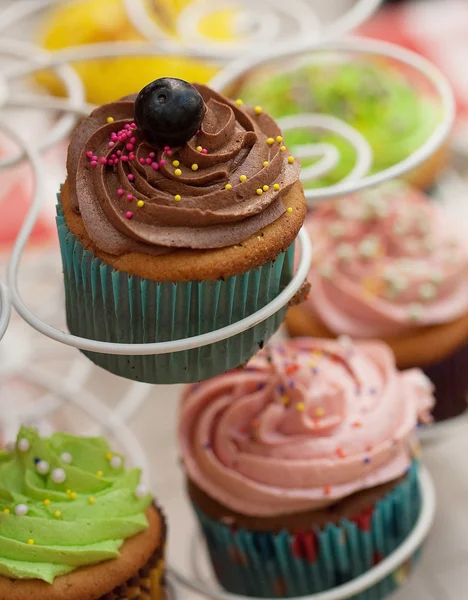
[151, 162, 159, 170]
[159, 159, 167, 166]
[126, 143, 134, 151]
[121, 156, 129, 162]
[100, 157, 107, 164]
[107, 159, 114, 166]
[128, 174, 135, 181]
[149, 152, 155, 158]
[111, 154, 117, 159]
[140, 158, 146, 165]
[131, 123, 137, 129]
[164, 145, 171, 151]
[108, 142, 115, 148]
[86, 151, 94, 158]
[129, 153, 136, 161]
[117, 189, 124, 196]
[125, 211, 133, 219]
[130, 137, 136, 144]
[196, 129, 200, 135]
[125, 124, 131, 130]
[92, 155, 98, 162]
[166, 150, 173, 156]
[90, 161, 98, 167]
[126, 194, 133, 201]
[117, 150, 122, 156]
[111, 133, 117, 140]
[145, 158, 152, 165]
[201, 149, 208, 154]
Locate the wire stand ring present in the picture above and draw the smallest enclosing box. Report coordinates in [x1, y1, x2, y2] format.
[167, 467, 435, 600]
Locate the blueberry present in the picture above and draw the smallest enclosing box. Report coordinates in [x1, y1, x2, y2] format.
[134, 78, 205, 148]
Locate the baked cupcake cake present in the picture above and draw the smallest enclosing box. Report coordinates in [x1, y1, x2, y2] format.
[58, 77, 306, 384]
[179, 338, 434, 598]
[238, 59, 446, 190]
[0, 427, 165, 600]
[287, 182, 468, 421]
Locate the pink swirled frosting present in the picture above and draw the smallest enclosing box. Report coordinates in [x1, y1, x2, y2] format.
[304, 182, 468, 337]
[179, 338, 434, 517]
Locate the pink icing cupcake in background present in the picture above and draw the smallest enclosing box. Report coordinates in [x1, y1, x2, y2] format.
[179, 338, 434, 599]
[287, 181, 468, 421]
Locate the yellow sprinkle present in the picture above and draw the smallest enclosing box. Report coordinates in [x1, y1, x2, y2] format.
[254, 106, 263, 115]
[225, 184, 232, 190]
[273, 183, 280, 191]
[288, 156, 295, 164]
[66, 489, 72, 496]
[27, 539, 35, 545]
[316, 407, 325, 417]
[280, 146, 287, 152]
[267, 138, 275, 146]
[174, 168, 182, 177]
[88, 497, 95, 505]
[236, 99, 244, 107]
[282, 396, 290, 406]
[296, 403, 305, 412]
[263, 161, 269, 167]
[174, 194, 181, 202]
[137, 200, 145, 208]
[239, 175, 247, 182]
[263, 185, 269, 192]
[106, 117, 114, 123]
[54, 511, 61, 519]
[172, 160, 180, 167]
[191, 164, 199, 171]
[276, 136, 283, 143]
[70, 492, 77, 500]
[105, 452, 113, 461]
[97, 471, 103, 478]
[256, 189, 263, 196]
[287, 207, 293, 214]
[43, 499, 51, 507]
[196, 146, 203, 152]
[308, 361, 317, 368]
[3, 509, 10, 515]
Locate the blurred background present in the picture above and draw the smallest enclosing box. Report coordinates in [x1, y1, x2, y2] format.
[1, 1, 468, 598]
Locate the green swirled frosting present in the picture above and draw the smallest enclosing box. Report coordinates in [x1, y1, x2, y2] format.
[239, 61, 441, 188]
[0, 427, 151, 583]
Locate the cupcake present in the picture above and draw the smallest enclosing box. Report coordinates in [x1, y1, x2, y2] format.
[58, 77, 306, 384]
[0, 426, 165, 600]
[287, 182, 468, 421]
[179, 338, 434, 598]
[238, 58, 446, 190]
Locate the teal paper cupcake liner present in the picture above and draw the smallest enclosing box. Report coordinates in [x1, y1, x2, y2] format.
[192, 462, 422, 599]
[56, 200, 295, 384]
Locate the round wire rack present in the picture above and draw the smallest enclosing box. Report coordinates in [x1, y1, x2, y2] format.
[0, 1, 455, 597]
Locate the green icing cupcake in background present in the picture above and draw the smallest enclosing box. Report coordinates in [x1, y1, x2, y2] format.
[0, 427, 166, 600]
[239, 60, 447, 190]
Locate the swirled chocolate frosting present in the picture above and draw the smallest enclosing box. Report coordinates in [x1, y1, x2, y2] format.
[67, 85, 301, 256]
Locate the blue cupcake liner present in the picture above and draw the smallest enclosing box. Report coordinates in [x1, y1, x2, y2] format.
[192, 462, 422, 598]
[56, 199, 295, 384]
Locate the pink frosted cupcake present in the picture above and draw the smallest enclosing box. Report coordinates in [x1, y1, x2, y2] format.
[287, 182, 468, 421]
[179, 338, 434, 598]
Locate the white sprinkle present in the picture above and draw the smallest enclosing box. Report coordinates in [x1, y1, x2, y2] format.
[336, 243, 353, 262]
[359, 237, 380, 259]
[36, 460, 50, 475]
[430, 270, 444, 285]
[419, 282, 437, 301]
[338, 335, 353, 348]
[15, 504, 28, 516]
[320, 264, 334, 279]
[135, 484, 148, 500]
[110, 456, 123, 469]
[17, 439, 30, 453]
[393, 221, 408, 235]
[60, 452, 73, 465]
[328, 222, 345, 238]
[51, 468, 67, 484]
[408, 303, 424, 322]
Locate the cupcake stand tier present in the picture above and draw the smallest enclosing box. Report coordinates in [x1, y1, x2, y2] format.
[0, 0, 458, 598]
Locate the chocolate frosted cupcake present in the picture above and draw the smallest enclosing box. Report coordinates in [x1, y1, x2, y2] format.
[58, 78, 306, 384]
[287, 182, 468, 421]
[0, 427, 165, 600]
[179, 338, 434, 598]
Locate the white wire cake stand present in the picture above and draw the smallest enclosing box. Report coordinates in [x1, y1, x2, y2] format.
[0, 0, 458, 598]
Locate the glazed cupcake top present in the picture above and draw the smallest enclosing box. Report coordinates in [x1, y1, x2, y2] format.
[179, 338, 433, 517]
[239, 60, 440, 188]
[67, 78, 300, 256]
[0, 427, 151, 583]
[303, 182, 468, 338]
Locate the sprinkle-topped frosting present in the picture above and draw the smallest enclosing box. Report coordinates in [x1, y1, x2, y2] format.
[0, 427, 151, 583]
[303, 182, 468, 337]
[67, 84, 300, 256]
[179, 338, 434, 517]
